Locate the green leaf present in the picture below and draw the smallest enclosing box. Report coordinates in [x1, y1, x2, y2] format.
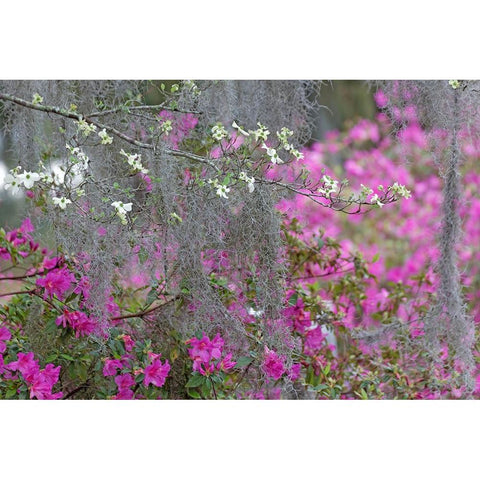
[60, 353, 75, 361]
[186, 374, 205, 389]
[146, 287, 158, 306]
[371, 253, 380, 263]
[236, 356, 253, 368]
[45, 317, 58, 334]
[288, 293, 298, 306]
[188, 390, 201, 399]
[5, 387, 18, 399]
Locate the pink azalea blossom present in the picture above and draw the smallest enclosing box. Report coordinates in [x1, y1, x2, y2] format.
[103, 359, 124, 376]
[186, 333, 223, 364]
[288, 363, 301, 381]
[262, 346, 285, 380]
[55, 310, 96, 337]
[218, 353, 236, 372]
[74, 275, 91, 300]
[143, 358, 170, 388]
[8, 352, 40, 382]
[36, 267, 75, 299]
[115, 373, 135, 390]
[29, 365, 62, 400]
[0, 327, 11, 354]
[71, 313, 96, 338]
[122, 335, 135, 352]
[114, 388, 134, 400]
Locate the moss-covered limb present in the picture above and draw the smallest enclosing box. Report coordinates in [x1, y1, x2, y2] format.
[423, 86, 475, 395]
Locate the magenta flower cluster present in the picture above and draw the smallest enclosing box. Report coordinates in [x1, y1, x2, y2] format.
[2, 348, 62, 399]
[186, 333, 236, 376]
[55, 309, 97, 338]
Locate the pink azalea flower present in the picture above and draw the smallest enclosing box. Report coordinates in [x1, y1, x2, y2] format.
[210, 333, 224, 359]
[122, 335, 135, 352]
[36, 267, 75, 299]
[56, 309, 74, 328]
[55, 310, 96, 337]
[42, 256, 60, 270]
[74, 275, 91, 300]
[19, 217, 34, 234]
[30, 376, 54, 399]
[143, 358, 170, 388]
[8, 352, 40, 382]
[42, 364, 61, 385]
[218, 353, 236, 372]
[71, 313, 96, 338]
[186, 333, 217, 363]
[374, 90, 388, 108]
[114, 388, 134, 400]
[0, 327, 11, 354]
[198, 362, 216, 376]
[115, 373, 135, 390]
[103, 359, 124, 377]
[262, 346, 285, 380]
[288, 363, 301, 381]
[29, 366, 62, 400]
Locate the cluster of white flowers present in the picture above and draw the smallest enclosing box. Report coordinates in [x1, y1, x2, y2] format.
[276, 127, 304, 161]
[358, 183, 374, 201]
[369, 193, 384, 208]
[208, 178, 230, 199]
[318, 174, 339, 198]
[98, 128, 113, 145]
[119, 149, 149, 174]
[111, 201, 133, 225]
[262, 143, 283, 165]
[251, 122, 270, 142]
[276, 127, 293, 145]
[4, 167, 41, 194]
[52, 168, 66, 186]
[160, 120, 173, 135]
[75, 118, 97, 137]
[211, 124, 228, 141]
[52, 196, 72, 210]
[66, 144, 89, 171]
[389, 182, 411, 199]
[32, 93, 43, 105]
[3, 165, 73, 210]
[238, 171, 255, 193]
[183, 80, 201, 97]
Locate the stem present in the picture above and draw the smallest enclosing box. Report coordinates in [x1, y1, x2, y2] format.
[64, 382, 89, 400]
[0, 288, 35, 298]
[110, 296, 177, 321]
[209, 377, 218, 400]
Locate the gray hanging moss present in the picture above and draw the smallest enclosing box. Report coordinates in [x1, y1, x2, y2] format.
[0, 80, 321, 388]
[376, 80, 477, 395]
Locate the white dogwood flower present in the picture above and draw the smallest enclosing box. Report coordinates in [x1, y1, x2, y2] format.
[262, 143, 283, 164]
[98, 128, 113, 145]
[17, 171, 40, 189]
[52, 196, 72, 209]
[3, 174, 22, 195]
[211, 124, 228, 141]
